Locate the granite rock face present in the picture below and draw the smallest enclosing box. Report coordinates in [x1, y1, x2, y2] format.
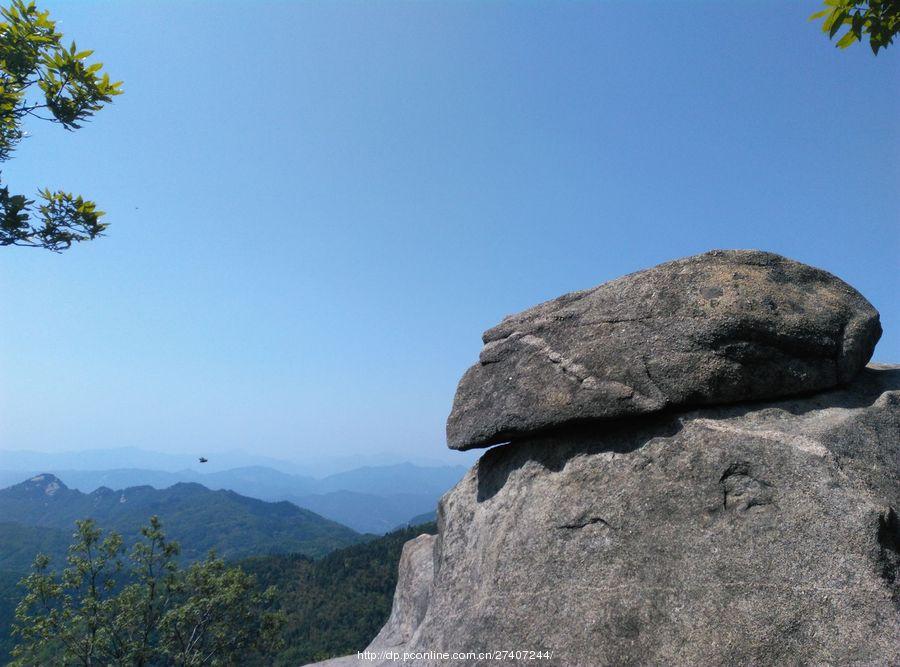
[307, 253, 894, 667]
[447, 250, 882, 450]
[352, 366, 899, 666]
[367, 534, 436, 651]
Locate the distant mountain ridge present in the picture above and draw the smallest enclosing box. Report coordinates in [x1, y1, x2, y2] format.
[0, 474, 361, 564]
[395, 510, 437, 529]
[0, 447, 308, 474]
[0, 462, 467, 534]
[0, 447, 476, 477]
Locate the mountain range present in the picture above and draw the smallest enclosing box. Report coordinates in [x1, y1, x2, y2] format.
[0, 447, 477, 477]
[0, 447, 306, 475]
[0, 474, 361, 565]
[0, 461, 466, 534]
[0, 471, 441, 662]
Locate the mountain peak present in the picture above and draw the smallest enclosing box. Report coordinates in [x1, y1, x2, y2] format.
[23, 473, 67, 496]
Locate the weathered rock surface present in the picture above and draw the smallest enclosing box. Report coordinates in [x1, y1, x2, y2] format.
[367, 534, 436, 651]
[447, 250, 882, 450]
[323, 366, 899, 666]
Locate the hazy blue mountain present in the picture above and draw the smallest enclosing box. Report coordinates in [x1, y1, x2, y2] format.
[314, 463, 466, 496]
[36, 466, 318, 499]
[1, 462, 466, 499]
[287, 491, 437, 534]
[0, 447, 476, 478]
[0, 462, 467, 534]
[0, 469, 40, 489]
[12, 468, 201, 491]
[0, 474, 362, 564]
[0, 447, 307, 474]
[396, 510, 438, 529]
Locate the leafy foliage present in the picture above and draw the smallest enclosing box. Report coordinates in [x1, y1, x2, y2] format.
[11, 517, 284, 666]
[0, 0, 121, 251]
[810, 0, 900, 53]
[1, 518, 436, 664]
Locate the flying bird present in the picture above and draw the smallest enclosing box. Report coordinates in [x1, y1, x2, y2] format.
[198, 457, 208, 463]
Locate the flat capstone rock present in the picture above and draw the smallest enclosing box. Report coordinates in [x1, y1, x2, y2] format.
[447, 249, 881, 450]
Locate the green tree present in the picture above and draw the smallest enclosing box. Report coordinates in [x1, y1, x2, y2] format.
[11, 517, 284, 666]
[158, 555, 284, 665]
[810, 0, 900, 53]
[0, 0, 121, 252]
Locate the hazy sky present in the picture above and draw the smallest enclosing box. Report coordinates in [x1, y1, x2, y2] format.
[0, 1, 897, 467]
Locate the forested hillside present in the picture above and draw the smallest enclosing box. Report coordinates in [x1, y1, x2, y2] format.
[0, 474, 362, 562]
[241, 522, 438, 665]
[0, 520, 436, 664]
[0, 523, 71, 573]
[0, 571, 19, 663]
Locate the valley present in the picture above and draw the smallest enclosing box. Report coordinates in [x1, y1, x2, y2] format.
[0, 456, 454, 664]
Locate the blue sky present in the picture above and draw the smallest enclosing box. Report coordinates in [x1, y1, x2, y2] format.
[0, 1, 897, 467]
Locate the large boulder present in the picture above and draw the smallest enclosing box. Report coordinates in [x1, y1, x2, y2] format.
[350, 365, 899, 666]
[367, 534, 436, 651]
[447, 250, 882, 450]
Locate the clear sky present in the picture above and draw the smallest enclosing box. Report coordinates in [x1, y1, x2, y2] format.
[0, 1, 897, 468]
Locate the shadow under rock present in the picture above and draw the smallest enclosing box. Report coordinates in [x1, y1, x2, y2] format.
[475, 365, 899, 504]
[476, 412, 684, 503]
[688, 365, 899, 420]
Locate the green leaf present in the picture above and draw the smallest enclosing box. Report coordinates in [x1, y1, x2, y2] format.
[829, 10, 849, 38]
[836, 30, 858, 47]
